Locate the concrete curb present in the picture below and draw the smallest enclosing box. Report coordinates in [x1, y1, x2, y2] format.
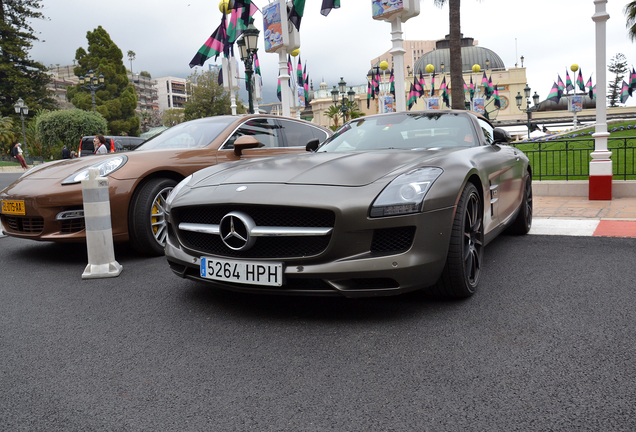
[533, 180, 636, 198]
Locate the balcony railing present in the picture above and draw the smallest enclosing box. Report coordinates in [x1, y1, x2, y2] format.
[511, 137, 636, 180]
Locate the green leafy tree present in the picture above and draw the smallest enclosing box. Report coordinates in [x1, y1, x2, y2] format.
[66, 26, 139, 136]
[162, 109, 185, 127]
[0, 0, 57, 118]
[0, 116, 16, 156]
[433, 0, 481, 110]
[127, 50, 135, 74]
[183, 69, 245, 121]
[608, 53, 628, 107]
[36, 109, 107, 157]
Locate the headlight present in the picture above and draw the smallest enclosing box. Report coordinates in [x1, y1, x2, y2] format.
[61, 156, 128, 185]
[165, 174, 193, 209]
[370, 167, 443, 217]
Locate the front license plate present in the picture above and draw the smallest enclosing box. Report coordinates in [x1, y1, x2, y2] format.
[200, 257, 283, 287]
[1, 200, 25, 215]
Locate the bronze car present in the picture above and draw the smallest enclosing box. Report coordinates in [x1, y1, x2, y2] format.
[0, 115, 331, 255]
[165, 111, 532, 298]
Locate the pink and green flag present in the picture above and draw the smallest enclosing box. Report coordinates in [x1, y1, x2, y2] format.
[629, 67, 636, 96]
[586, 76, 594, 99]
[321, 0, 340, 16]
[440, 76, 449, 106]
[620, 80, 630, 104]
[189, 15, 228, 67]
[546, 82, 561, 104]
[407, 82, 419, 110]
[576, 70, 585, 92]
[430, 71, 436, 97]
[557, 75, 565, 93]
[289, 0, 306, 31]
[389, 68, 395, 97]
[493, 84, 501, 109]
[469, 75, 475, 100]
[565, 70, 574, 92]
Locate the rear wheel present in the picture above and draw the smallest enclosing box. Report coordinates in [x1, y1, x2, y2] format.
[507, 172, 533, 235]
[129, 178, 177, 256]
[435, 182, 483, 298]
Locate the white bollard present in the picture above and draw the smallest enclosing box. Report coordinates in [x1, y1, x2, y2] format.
[81, 168, 122, 279]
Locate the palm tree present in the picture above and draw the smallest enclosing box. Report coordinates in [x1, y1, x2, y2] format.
[127, 50, 136, 75]
[625, 1, 636, 41]
[434, 0, 480, 110]
[325, 105, 341, 130]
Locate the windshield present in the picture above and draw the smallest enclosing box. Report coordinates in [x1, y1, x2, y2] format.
[318, 113, 478, 152]
[134, 117, 237, 150]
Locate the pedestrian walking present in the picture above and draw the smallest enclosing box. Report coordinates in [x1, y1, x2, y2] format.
[12, 143, 28, 169]
[62, 145, 70, 159]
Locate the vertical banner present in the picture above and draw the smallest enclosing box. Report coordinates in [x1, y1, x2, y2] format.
[263, 2, 283, 53]
[426, 97, 440, 110]
[569, 95, 583, 112]
[473, 98, 485, 114]
[379, 95, 395, 113]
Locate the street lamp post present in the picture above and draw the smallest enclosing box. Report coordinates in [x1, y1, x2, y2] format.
[78, 69, 105, 113]
[331, 77, 356, 127]
[237, 22, 260, 114]
[515, 84, 540, 138]
[13, 98, 29, 157]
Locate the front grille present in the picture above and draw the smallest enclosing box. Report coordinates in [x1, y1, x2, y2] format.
[2, 215, 44, 234]
[60, 218, 85, 233]
[173, 205, 335, 259]
[175, 205, 335, 228]
[370, 226, 416, 253]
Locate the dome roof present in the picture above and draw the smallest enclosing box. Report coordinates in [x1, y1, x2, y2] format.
[414, 45, 505, 75]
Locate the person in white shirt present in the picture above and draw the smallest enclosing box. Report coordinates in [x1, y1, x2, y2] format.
[94, 135, 108, 154]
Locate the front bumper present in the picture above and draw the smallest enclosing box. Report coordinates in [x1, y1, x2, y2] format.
[165, 206, 456, 298]
[0, 177, 136, 243]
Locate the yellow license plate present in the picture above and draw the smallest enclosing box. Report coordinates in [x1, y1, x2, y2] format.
[1, 200, 25, 215]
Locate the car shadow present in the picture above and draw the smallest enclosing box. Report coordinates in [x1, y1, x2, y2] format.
[179, 280, 471, 323]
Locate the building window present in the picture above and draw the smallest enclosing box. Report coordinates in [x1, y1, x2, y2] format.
[167, 95, 171, 108]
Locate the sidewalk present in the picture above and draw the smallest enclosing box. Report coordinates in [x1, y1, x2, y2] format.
[531, 196, 636, 238]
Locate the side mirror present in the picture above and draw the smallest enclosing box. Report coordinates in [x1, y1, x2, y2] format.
[305, 138, 319, 152]
[493, 128, 512, 144]
[233, 135, 262, 156]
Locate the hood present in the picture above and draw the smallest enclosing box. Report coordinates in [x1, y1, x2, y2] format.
[194, 149, 457, 188]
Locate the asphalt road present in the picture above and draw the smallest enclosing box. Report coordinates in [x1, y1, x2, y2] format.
[1, 173, 636, 431]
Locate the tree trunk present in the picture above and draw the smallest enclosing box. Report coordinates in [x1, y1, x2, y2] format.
[448, 0, 465, 110]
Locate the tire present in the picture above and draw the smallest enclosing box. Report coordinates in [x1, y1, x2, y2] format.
[129, 178, 177, 256]
[507, 172, 533, 235]
[434, 182, 484, 298]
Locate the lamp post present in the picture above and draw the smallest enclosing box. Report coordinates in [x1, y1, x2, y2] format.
[13, 98, 29, 156]
[331, 77, 356, 127]
[515, 83, 540, 138]
[237, 22, 260, 114]
[521, 56, 525, 67]
[78, 69, 105, 113]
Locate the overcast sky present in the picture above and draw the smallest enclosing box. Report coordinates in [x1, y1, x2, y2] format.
[29, 0, 636, 106]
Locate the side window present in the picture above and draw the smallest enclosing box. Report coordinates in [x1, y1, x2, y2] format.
[478, 119, 494, 145]
[224, 118, 281, 149]
[279, 119, 323, 147]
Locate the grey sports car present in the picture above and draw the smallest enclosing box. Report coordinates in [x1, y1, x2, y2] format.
[165, 111, 532, 298]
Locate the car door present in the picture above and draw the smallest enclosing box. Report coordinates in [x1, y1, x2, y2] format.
[476, 119, 524, 226]
[216, 117, 307, 163]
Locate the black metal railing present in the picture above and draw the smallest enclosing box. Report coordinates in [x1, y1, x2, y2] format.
[511, 137, 636, 180]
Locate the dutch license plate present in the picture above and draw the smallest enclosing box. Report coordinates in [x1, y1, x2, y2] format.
[1, 200, 25, 215]
[200, 257, 283, 287]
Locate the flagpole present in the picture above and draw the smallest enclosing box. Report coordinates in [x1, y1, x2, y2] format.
[389, 18, 407, 112]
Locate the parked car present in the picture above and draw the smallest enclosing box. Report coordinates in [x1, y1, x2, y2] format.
[0, 115, 331, 255]
[78, 135, 146, 156]
[165, 110, 532, 298]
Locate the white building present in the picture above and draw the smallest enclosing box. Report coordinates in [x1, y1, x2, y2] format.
[155, 76, 189, 112]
